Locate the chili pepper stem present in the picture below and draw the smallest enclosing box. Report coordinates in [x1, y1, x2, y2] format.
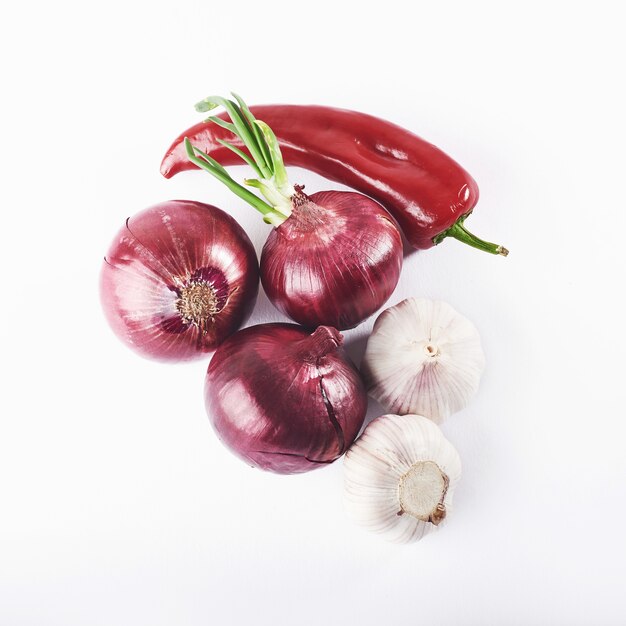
[434, 216, 509, 256]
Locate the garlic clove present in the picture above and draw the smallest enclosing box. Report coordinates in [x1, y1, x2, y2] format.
[361, 298, 485, 423]
[343, 414, 462, 543]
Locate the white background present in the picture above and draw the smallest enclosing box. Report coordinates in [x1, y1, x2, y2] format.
[1, 1, 625, 624]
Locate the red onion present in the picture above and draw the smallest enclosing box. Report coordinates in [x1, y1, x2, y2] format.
[205, 324, 368, 474]
[100, 200, 259, 362]
[261, 188, 402, 329]
[182, 94, 403, 330]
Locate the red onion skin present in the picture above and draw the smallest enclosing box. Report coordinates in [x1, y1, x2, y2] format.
[205, 324, 368, 474]
[261, 190, 403, 330]
[100, 200, 259, 362]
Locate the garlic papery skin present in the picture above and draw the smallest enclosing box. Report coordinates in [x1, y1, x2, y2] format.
[343, 414, 461, 543]
[360, 298, 485, 423]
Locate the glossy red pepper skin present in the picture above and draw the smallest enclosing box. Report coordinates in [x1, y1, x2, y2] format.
[160, 105, 480, 250]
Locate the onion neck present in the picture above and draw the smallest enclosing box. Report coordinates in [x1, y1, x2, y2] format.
[290, 184, 309, 208]
[296, 326, 343, 362]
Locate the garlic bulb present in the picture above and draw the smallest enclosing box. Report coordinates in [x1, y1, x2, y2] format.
[361, 298, 485, 423]
[343, 414, 461, 543]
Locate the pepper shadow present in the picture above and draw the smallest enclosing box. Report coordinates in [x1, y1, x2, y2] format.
[402, 233, 419, 259]
[386, 209, 419, 260]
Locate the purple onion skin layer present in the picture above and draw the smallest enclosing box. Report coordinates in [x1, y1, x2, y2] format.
[205, 324, 368, 474]
[261, 190, 403, 330]
[100, 200, 259, 362]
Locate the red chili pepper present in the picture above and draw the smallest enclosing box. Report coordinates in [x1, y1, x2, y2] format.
[161, 105, 507, 255]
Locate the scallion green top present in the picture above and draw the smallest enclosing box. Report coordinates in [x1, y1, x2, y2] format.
[185, 93, 295, 226]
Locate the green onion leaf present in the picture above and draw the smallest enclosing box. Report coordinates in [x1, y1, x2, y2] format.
[255, 120, 289, 192]
[194, 99, 219, 113]
[217, 139, 263, 177]
[195, 96, 272, 179]
[207, 115, 237, 135]
[184, 138, 278, 218]
[231, 92, 273, 174]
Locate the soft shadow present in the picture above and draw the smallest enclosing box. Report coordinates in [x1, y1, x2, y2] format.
[343, 333, 388, 433]
[361, 396, 387, 431]
[403, 236, 420, 259]
[343, 333, 369, 369]
[245, 284, 294, 327]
